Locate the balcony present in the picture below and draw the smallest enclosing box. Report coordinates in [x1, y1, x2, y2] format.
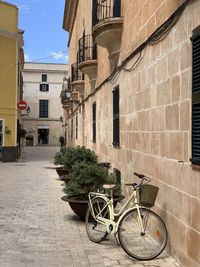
[61, 77, 79, 113]
[62, 100, 74, 113]
[71, 63, 85, 97]
[92, 0, 123, 69]
[78, 34, 97, 90]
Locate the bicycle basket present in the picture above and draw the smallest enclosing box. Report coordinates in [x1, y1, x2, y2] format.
[139, 184, 159, 207]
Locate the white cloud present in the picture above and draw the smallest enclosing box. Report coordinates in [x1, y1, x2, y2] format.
[50, 52, 68, 62]
[19, 5, 31, 14]
[24, 54, 30, 62]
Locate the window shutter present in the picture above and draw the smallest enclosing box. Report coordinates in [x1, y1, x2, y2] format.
[113, 85, 120, 146]
[92, 0, 98, 26]
[192, 32, 200, 164]
[40, 84, 49, 91]
[113, 0, 121, 17]
[92, 102, 96, 142]
[76, 115, 78, 140]
[71, 119, 73, 139]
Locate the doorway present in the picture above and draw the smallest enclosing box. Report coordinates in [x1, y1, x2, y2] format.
[26, 136, 34, 146]
[38, 129, 49, 145]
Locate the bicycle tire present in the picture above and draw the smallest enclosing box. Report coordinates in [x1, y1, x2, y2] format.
[85, 197, 110, 243]
[118, 208, 168, 260]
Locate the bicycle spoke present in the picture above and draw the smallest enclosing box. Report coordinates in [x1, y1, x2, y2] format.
[85, 197, 110, 243]
[118, 208, 168, 260]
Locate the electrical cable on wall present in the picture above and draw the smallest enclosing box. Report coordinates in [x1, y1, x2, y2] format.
[66, 0, 192, 119]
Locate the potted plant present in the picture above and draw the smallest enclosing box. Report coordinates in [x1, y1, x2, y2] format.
[61, 161, 123, 220]
[54, 146, 98, 179]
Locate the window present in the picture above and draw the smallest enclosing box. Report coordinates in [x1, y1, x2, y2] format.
[191, 31, 200, 165]
[71, 118, 73, 139]
[42, 74, 47, 82]
[76, 115, 78, 139]
[39, 100, 48, 118]
[113, 85, 120, 146]
[113, 168, 121, 184]
[38, 129, 49, 145]
[92, 102, 96, 142]
[40, 83, 49, 92]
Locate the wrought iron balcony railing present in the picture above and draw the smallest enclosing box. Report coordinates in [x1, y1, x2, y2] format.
[92, 0, 121, 26]
[78, 34, 97, 63]
[71, 63, 84, 82]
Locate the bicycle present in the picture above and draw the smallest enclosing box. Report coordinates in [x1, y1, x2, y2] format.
[85, 172, 168, 260]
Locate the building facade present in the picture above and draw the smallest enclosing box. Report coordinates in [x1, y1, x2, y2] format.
[0, 1, 24, 162]
[22, 63, 68, 147]
[62, 0, 200, 266]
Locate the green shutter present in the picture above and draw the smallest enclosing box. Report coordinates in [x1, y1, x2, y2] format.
[192, 32, 200, 164]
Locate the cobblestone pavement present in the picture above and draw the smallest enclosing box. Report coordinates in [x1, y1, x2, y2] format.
[0, 147, 182, 267]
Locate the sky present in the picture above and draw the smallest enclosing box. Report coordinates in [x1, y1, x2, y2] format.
[8, 0, 69, 64]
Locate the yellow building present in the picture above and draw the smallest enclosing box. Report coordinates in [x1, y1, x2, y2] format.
[0, 1, 24, 162]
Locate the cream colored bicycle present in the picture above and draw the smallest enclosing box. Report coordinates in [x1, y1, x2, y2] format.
[85, 172, 168, 260]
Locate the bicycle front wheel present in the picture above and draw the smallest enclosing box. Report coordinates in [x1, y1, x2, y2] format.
[118, 208, 168, 260]
[85, 197, 110, 243]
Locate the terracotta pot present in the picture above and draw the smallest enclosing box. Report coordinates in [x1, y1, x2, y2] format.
[61, 194, 124, 220]
[56, 167, 70, 177]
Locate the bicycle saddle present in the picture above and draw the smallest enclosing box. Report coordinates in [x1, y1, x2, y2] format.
[103, 184, 116, 189]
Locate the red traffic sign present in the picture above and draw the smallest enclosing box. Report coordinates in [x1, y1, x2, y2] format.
[17, 101, 27, 111]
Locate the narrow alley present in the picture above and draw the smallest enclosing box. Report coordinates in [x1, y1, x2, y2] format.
[0, 147, 181, 267]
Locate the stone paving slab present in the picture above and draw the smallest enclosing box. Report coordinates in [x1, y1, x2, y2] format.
[0, 147, 182, 267]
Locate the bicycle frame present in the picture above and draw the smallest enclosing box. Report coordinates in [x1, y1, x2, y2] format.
[88, 189, 145, 235]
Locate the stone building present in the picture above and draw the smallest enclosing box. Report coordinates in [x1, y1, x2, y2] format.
[0, 1, 24, 162]
[62, 1, 200, 266]
[22, 63, 68, 146]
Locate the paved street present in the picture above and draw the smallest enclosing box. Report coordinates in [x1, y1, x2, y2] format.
[0, 147, 181, 267]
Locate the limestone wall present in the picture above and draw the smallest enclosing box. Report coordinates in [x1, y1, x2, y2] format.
[23, 63, 68, 146]
[65, 1, 200, 266]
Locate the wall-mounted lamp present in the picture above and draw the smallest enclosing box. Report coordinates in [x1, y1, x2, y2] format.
[66, 89, 72, 100]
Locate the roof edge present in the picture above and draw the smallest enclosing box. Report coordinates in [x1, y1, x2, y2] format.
[62, 0, 78, 46]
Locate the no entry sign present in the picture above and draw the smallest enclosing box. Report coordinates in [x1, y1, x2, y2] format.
[17, 101, 27, 111]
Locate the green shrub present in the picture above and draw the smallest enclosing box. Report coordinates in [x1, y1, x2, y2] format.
[64, 162, 109, 197]
[54, 146, 98, 171]
[63, 162, 121, 198]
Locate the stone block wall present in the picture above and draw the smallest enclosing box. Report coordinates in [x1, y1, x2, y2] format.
[65, 1, 200, 266]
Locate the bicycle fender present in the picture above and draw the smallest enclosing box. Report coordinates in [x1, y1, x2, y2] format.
[116, 207, 138, 230]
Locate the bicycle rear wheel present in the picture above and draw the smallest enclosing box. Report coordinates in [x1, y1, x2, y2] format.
[85, 197, 110, 243]
[118, 208, 168, 260]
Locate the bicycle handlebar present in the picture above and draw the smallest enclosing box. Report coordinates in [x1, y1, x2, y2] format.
[134, 172, 145, 179]
[125, 172, 151, 189]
